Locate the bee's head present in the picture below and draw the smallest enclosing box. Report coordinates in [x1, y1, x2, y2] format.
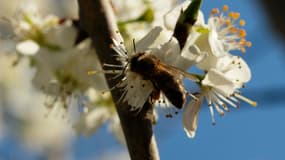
[130, 52, 157, 77]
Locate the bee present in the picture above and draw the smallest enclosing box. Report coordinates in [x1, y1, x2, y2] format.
[104, 30, 198, 111]
[129, 52, 197, 109]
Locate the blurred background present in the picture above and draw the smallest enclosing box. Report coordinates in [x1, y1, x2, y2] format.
[0, 0, 285, 159]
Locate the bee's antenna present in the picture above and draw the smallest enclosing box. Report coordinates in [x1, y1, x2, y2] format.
[133, 38, 136, 53]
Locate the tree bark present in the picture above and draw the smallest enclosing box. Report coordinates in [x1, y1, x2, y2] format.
[77, 0, 159, 159]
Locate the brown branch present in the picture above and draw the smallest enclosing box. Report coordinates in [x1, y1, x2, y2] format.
[77, 0, 159, 159]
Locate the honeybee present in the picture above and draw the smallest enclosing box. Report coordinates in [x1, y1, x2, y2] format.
[129, 52, 198, 109]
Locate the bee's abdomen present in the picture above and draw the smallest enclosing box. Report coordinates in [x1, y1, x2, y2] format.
[163, 86, 185, 109]
[153, 70, 186, 109]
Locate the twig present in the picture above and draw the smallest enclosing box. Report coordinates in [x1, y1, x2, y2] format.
[77, 0, 159, 159]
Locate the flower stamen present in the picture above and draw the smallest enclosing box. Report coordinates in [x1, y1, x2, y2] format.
[222, 5, 229, 12]
[211, 8, 220, 15]
[234, 93, 257, 107]
[209, 5, 251, 53]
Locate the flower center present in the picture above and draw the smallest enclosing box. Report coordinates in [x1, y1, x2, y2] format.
[210, 5, 252, 53]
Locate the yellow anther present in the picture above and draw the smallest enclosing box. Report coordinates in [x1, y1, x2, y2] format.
[246, 41, 252, 47]
[239, 38, 246, 43]
[222, 5, 229, 12]
[228, 12, 234, 18]
[239, 29, 247, 37]
[225, 19, 231, 26]
[240, 47, 246, 53]
[230, 27, 238, 33]
[211, 8, 220, 15]
[233, 12, 240, 19]
[229, 12, 240, 20]
[239, 39, 246, 46]
[239, 19, 246, 26]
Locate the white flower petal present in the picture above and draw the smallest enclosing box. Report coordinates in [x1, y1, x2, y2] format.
[202, 69, 236, 97]
[111, 0, 147, 22]
[196, 11, 205, 26]
[182, 40, 207, 63]
[208, 29, 227, 57]
[152, 37, 195, 70]
[73, 107, 110, 136]
[163, 2, 205, 31]
[136, 26, 163, 52]
[45, 23, 77, 49]
[197, 54, 218, 71]
[163, 0, 191, 30]
[178, 31, 208, 69]
[183, 95, 203, 138]
[120, 72, 153, 110]
[224, 56, 251, 83]
[16, 40, 39, 55]
[214, 55, 251, 87]
[154, 38, 180, 63]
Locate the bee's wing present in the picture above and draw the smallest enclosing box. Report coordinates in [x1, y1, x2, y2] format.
[161, 64, 199, 82]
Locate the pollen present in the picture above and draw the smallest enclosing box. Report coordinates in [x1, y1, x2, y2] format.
[239, 38, 246, 43]
[225, 19, 231, 26]
[230, 27, 238, 33]
[229, 12, 240, 20]
[239, 19, 246, 26]
[222, 5, 229, 12]
[239, 29, 247, 37]
[211, 8, 219, 15]
[246, 41, 252, 47]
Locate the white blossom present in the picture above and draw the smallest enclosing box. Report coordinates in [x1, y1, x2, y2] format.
[180, 6, 252, 71]
[183, 52, 256, 138]
[183, 56, 257, 138]
[73, 89, 125, 144]
[112, 0, 178, 46]
[0, 54, 74, 154]
[111, 0, 147, 22]
[0, 3, 124, 145]
[176, 5, 256, 138]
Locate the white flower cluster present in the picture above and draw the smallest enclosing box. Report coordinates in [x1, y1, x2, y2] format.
[0, 3, 122, 143]
[111, 0, 178, 45]
[110, 1, 257, 138]
[0, 0, 257, 144]
[0, 0, 180, 146]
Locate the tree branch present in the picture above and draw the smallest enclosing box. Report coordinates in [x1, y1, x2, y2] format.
[77, 0, 159, 159]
